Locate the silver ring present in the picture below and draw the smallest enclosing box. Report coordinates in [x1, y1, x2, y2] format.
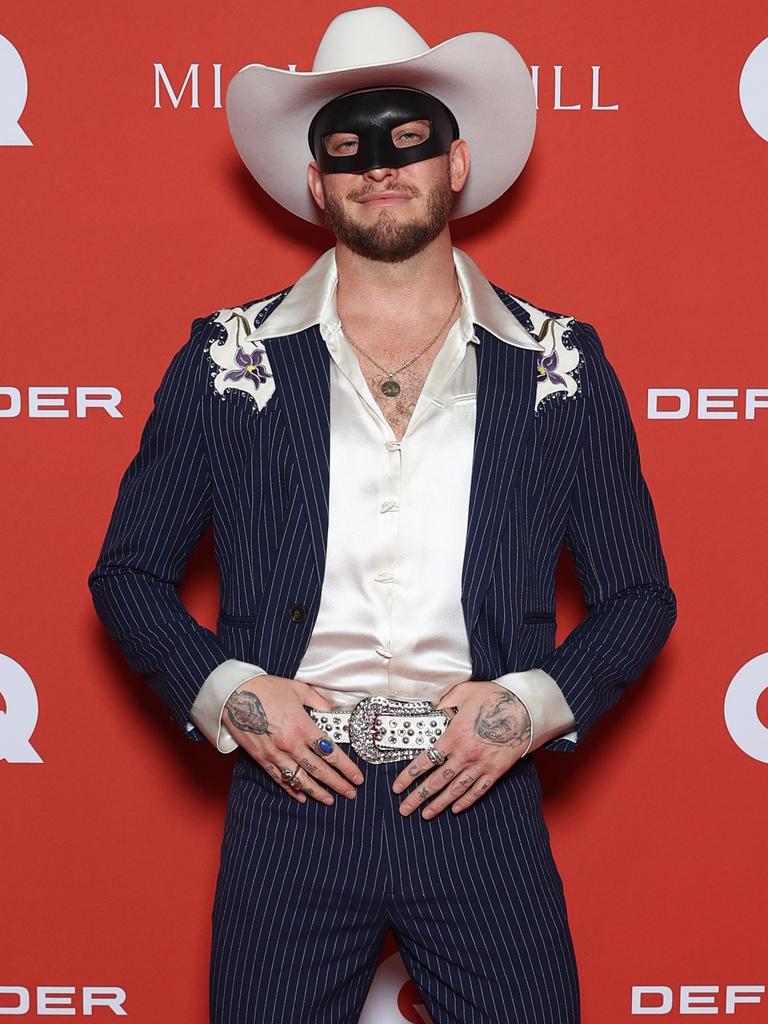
[281, 763, 299, 781]
[426, 745, 447, 766]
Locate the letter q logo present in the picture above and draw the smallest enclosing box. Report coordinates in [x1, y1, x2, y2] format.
[740, 37, 768, 143]
[0, 34, 32, 146]
[724, 653, 768, 763]
[0, 653, 43, 762]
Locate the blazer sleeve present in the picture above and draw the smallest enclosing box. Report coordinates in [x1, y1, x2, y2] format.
[189, 659, 268, 753]
[87, 313, 231, 742]
[536, 319, 677, 752]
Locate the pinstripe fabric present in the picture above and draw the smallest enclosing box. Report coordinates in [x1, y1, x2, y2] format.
[87, 274, 675, 1022]
[212, 748, 579, 1024]
[87, 287, 676, 753]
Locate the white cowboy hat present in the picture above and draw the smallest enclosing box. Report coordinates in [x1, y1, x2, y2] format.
[225, 6, 536, 225]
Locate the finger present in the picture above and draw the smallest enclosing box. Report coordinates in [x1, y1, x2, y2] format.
[397, 761, 460, 814]
[294, 683, 334, 711]
[301, 729, 366, 782]
[250, 728, 358, 804]
[273, 760, 342, 806]
[301, 714, 366, 786]
[292, 744, 359, 801]
[258, 754, 321, 805]
[443, 773, 496, 815]
[391, 744, 453, 793]
[433, 683, 465, 710]
[263, 761, 307, 803]
[413, 766, 484, 818]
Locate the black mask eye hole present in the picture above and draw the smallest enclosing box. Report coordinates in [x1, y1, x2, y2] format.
[322, 132, 359, 157]
[391, 119, 431, 148]
[322, 119, 432, 158]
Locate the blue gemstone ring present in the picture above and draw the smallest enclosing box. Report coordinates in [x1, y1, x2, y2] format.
[312, 736, 335, 756]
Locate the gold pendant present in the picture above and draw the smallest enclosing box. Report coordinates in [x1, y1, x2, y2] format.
[381, 379, 400, 397]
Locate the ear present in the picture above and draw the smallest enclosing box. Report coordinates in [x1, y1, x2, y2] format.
[449, 138, 470, 195]
[307, 162, 326, 211]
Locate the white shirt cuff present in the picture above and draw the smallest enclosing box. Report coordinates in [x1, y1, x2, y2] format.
[188, 659, 268, 753]
[494, 668, 578, 753]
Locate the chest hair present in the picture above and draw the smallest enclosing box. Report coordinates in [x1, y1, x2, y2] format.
[351, 320, 459, 442]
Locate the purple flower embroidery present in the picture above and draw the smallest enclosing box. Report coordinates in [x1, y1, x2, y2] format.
[223, 345, 273, 388]
[535, 316, 568, 387]
[536, 349, 567, 388]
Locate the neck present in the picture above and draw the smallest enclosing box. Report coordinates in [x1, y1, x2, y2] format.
[334, 232, 459, 329]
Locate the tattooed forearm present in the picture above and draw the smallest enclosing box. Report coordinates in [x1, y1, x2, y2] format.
[474, 692, 531, 748]
[224, 688, 271, 735]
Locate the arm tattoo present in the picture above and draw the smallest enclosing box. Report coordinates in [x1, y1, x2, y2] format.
[474, 692, 531, 749]
[224, 688, 271, 735]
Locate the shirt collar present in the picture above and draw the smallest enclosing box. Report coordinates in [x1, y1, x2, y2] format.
[247, 245, 543, 352]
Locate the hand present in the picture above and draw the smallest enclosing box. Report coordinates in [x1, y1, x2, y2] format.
[391, 682, 531, 819]
[224, 675, 364, 806]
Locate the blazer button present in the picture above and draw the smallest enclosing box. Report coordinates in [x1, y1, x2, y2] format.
[288, 603, 308, 623]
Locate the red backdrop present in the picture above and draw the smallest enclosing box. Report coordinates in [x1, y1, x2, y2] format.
[2, 2, 767, 1020]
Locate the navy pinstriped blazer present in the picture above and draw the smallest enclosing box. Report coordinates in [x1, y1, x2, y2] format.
[87, 281, 676, 754]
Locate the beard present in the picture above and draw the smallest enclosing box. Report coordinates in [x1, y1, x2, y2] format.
[320, 160, 454, 264]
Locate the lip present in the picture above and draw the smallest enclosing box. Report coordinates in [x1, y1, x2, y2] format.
[358, 193, 412, 205]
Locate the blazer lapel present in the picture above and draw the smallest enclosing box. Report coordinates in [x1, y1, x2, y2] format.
[461, 326, 538, 637]
[262, 325, 331, 590]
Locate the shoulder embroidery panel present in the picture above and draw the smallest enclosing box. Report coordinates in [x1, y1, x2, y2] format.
[496, 288, 583, 413]
[204, 287, 292, 412]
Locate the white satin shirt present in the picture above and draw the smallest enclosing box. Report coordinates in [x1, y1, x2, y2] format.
[189, 246, 577, 754]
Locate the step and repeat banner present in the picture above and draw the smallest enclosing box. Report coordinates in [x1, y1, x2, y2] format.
[2, 1, 767, 1020]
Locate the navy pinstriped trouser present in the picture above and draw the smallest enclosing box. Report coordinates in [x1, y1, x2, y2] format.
[210, 743, 580, 1024]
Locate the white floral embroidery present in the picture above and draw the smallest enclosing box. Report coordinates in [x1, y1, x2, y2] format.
[513, 299, 581, 411]
[206, 298, 278, 412]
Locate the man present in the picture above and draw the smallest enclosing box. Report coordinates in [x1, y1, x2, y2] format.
[88, 7, 676, 1023]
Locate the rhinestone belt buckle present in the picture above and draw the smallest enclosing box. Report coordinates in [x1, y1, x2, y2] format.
[347, 695, 450, 765]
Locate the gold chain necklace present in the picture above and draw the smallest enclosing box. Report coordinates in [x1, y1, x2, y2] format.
[338, 287, 462, 397]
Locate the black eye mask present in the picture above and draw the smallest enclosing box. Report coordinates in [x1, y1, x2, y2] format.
[307, 86, 460, 174]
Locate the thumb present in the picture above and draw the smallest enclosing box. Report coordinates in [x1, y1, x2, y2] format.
[293, 680, 334, 712]
[434, 682, 466, 710]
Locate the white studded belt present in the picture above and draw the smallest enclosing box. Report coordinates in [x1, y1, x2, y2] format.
[304, 695, 458, 764]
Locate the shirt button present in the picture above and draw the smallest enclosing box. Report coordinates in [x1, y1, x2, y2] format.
[385, 441, 401, 452]
[380, 500, 399, 512]
[374, 571, 394, 582]
[375, 645, 393, 658]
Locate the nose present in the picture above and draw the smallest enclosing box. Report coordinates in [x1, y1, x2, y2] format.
[361, 164, 398, 182]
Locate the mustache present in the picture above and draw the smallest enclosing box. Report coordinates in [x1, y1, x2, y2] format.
[351, 185, 419, 201]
